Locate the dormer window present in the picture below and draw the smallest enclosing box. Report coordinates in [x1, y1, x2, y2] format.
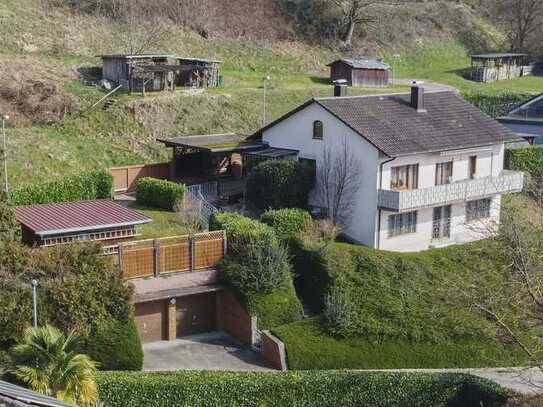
[313, 120, 323, 140]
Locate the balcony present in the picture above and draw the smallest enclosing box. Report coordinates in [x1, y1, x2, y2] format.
[378, 170, 524, 212]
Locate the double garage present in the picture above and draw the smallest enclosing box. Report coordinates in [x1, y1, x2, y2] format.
[134, 287, 254, 345]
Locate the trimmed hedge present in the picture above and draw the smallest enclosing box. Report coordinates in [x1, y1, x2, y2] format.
[505, 146, 543, 178]
[136, 178, 186, 210]
[274, 318, 525, 370]
[86, 317, 143, 371]
[210, 212, 274, 255]
[463, 90, 534, 118]
[247, 282, 303, 330]
[246, 160, 315, 211]
[11, 170, 112, 205]
[260, 208, 312, 242]
[97, 370, 509, 407]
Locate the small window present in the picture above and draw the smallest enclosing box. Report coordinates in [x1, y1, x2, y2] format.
[435, 161, 453, 185]
[391, 164, 419, 190]
[466, 198, 491, 223]
[388, 211, 418, 238]
[313, 120, 323, 140]
[468, 156, 477, 180]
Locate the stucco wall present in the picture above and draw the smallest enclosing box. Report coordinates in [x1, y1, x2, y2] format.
[262, 102, 380, 246]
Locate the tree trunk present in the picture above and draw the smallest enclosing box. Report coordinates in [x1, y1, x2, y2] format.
[344, 18, 355, 48]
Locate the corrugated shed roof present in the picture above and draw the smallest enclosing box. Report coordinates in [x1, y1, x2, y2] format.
[327, 58, 390, 70]
[314, 91, 521, 156]
[15, 200, 151, 236]
[0, 381, 72, 406]
[471, 53, 527, 59]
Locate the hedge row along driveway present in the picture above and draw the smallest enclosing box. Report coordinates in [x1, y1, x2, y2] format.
[97, 370, 509, 407]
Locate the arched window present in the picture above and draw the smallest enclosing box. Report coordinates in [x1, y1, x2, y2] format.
[313, 120, 323, 140]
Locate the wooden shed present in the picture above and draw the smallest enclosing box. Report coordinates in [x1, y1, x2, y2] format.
[176, 57, 223, 88]
[100, 54, 178, 92]
[470, 53, 531, 83]
[327, 58, 390, 88]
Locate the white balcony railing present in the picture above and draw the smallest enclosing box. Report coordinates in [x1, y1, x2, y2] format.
[378, 170, 524, 212]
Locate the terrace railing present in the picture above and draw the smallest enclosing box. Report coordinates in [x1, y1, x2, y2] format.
[378, 170, 524, 212]
[187, 182, 219, 228]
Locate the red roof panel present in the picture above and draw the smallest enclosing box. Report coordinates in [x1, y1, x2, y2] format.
[15, 200, 152, 236]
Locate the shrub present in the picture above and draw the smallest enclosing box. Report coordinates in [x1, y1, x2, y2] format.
[209, 212, 274, 255]
[97, 370, 510, 407]
[506, 146, 543, 178]
[0, 203, 20, 242]
[322, 283, 358, 337]
[86, 316, 143, 371]
[273, 318, 526, 370]
[0, 241, 135, 363]
[220, 233, 291, 294]
[247, 282, 303, 329]
[463, 90, 534, 118]
[246, 160, 315, 211]
[260, 208, 312, 242]
[10, 170, 112, 205]
[136, 178, 186, 210]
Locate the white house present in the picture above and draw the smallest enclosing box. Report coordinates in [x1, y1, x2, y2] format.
[253, 84, 524, 252]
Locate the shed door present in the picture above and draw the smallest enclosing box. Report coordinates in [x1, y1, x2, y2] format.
[176, 293, 217, 337]
[135, 300, 166, 343]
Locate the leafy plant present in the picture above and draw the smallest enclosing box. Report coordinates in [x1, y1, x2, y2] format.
[260, 208, 312, 243]
[246, 160, 315, 211]
[136, 177, 186, 210]
[10, 170, 113, 205]
[506, 146, 543, 178]
[323, 283, 358, 337]
[0, 203, 20, 242]
[9, 325, 98, 406]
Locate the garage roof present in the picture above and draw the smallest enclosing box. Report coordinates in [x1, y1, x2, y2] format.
[15, 200, 151, 237]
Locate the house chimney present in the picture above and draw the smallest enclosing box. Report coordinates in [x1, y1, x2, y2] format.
[410, 81, 426, 112]
[333, 79, 348, 97]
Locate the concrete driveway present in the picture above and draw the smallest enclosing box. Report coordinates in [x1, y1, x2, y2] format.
[143, 331, 272, 371]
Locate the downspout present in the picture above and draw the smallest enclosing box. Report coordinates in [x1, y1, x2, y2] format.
[376, 156, 396, 250]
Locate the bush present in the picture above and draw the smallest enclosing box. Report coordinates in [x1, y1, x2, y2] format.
[260, 208, 312, 242]
[463, 90, 534, 118]
[0, 241, 136, 365]
[10, 170, 112, 205]
[210, 212, 274, 255]
[247, 282, 303, 329]
[273, 318, 526, 370]
[246, 160, 314, 211]
[322, 283, 358, 337]
[506, 146, 543, 178]
[86, 317, 143, 371]
[220, 233, 291, 294]
[136, 178, 186, 210]
[97, 370, 509, 407]
[0, 203, 20, 242]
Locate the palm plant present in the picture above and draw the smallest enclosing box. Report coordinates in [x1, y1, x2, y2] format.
[9, 325, 98, 406]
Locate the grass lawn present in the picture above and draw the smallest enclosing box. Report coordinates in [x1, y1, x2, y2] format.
[131, 205, 190, 240]
[273, 318, 527, 370]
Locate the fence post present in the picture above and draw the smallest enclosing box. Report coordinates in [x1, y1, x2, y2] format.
[154, 239, 160, 277]
[190, 235, 195, 272]
[118, 244, 124, 278]
[223, 230, 227, 256]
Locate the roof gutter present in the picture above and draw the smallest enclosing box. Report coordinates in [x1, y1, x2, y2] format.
[34, 219, 152, 238]
[376, 156, 396, 250]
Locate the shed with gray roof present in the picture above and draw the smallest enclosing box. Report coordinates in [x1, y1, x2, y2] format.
[327, 57, 390, 88]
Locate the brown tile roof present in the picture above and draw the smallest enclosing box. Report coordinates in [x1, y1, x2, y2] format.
[254, 91, 522, 157]
[15, 200, 151, 237]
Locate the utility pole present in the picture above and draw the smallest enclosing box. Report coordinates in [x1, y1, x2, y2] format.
[31, 279, 38, 328]
[1, 115, 8, 198]
[392, 54, 401, 86]
[262, 76, 271, 128]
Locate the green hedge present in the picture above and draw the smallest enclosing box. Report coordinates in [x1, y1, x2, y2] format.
[210, 212, 274, 255]
[246, 160, 315, 211]
[136, 178, 186, 210]
[86, 317, 143, 371]
[260, 208, 311, 242]
[10, 170, 112, 205]
[97, 371, 509, 407]
[247, 282, 303, 330]
[463, 90, 534, 118]
[274, 318, 525, 370]
[505, 146, 543, 178]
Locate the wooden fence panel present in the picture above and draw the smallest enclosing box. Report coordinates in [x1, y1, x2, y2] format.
[121, 246, 155, 279]
[160, 237, 191, 274]
[110, 163, 170, 193]
[193, 231, 225, 270]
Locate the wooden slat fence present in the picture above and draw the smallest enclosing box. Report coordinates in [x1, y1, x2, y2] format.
[110, 163, 170, 193]
[117, 231, 226, 280]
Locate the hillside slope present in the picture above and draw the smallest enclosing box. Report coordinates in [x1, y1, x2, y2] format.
[1, 0, 542, 187]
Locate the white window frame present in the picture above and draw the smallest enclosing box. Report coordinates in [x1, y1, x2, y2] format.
[388, 211, 418, 238]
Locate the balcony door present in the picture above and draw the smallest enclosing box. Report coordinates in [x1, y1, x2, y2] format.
[432, 205, 451, 240]
[435, 161, 453, 185]
[391, 164, 419, 190]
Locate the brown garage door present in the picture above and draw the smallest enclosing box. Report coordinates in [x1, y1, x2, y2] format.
[135, 300, 166, 343]
[176, 292, 217, 337]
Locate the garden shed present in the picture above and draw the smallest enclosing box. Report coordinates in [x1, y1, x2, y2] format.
[176, 57, 223, 88]
[470, 53, 531, 83]
[327, 57, 390, 87]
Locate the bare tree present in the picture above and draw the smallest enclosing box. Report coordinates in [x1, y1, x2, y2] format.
[317, 137, 363, 225]
[492, 0, 543, 52]
[175, 198, 203, 234]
